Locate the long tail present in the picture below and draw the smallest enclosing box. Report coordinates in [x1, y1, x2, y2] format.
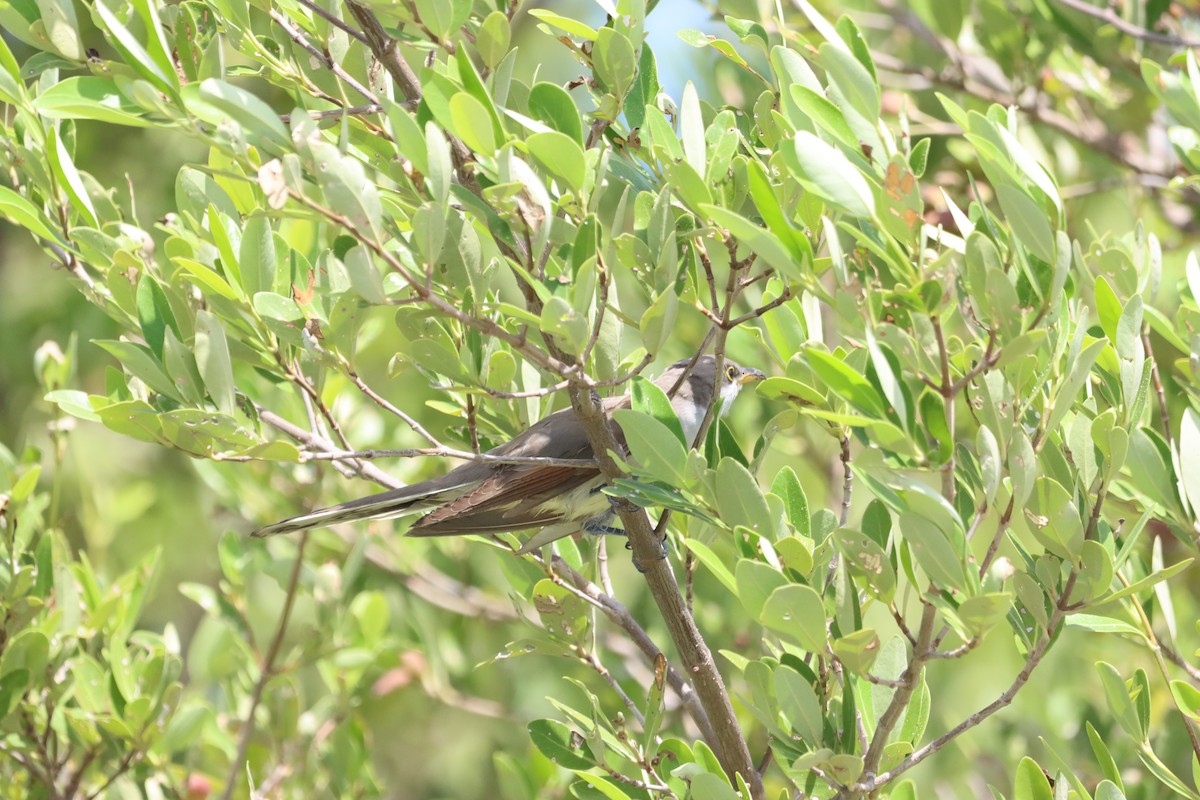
[251, 484, 449, 537]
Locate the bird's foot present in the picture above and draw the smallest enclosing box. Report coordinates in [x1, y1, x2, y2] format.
[626, 534, 669, 573]
[584, 524, 625, 536]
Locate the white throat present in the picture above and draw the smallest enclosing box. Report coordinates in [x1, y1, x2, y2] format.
[677, 381, 741, 445]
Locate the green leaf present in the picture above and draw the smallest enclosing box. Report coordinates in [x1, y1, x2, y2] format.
[1046, 339, 1107, 437]
[639, 287, 678, 356]
[477, 11, 511, 69]
[38, 0, 83, 59]
[1078, 539, 1115, 601]
[789, 85, 857, 150]
[47, 127, 98, 227]
[194, 310, 235, 416]
[898, 673, 930, 746]
[450, 93, 498, 154]
[93, 0, 175, 92]
[526, 131, 585, 192]
[977, 425, 1001, 503]
[631, 376, 685, 446]
[866, 328, 907, 426]
[1116, 295, 1145, 415]
[592, 28, 636, 99]
[45, 389, 101, 422]
[909, 138, 931, 177]
[188, 78, 289, 147]
[715, 458, 771, 536]
[833, 628, 880, 674]
[996, 184, 1056, 264]
[528, 719, 594, 770]
[0, 186, 62, 244]
[613, 409, 687, 485]
[527, 9, 599, 39]
[425, 120, 452, 204]
[1096, 661, 1144, 741]
[1178, 409, 1200, 517]
[1087, 721, 1124, 791]
[735, 559, 788, 618]
[310, 141, 383, 238]
[538, 295, 588, 354]
[761, 584, 827, 652]
[1138, 745, 1200, 799]
[807, 349, 886, 418]
[816, 41, 880, 121]
[532, 579, 589, 644]
[70, 655, 111, 713]
[1101, 558, 1193, 604]
[958, 593, 1012, 636]
[625, 44, 658, 130]
[663, 160, 711, 210]
[238, 214, 275, 296]
[1013, 756, 1053, 800]
[775, 664, 823, 742]
[135, 275, 177, 360]
[1171, 680, 1200, 722]
[1065, 614, 1146, 639]
[792, 131, 875, 218]
[1094, 274, 1122, 343]
[771, 466, 810, 536]
[0, 630, 48, 678]
[702, 204, 808, 280]
[253, 292, 303, 322]
[682, 540, 737, 594]
[899, 511, 964, 591]
[95, 340, 179, 399]
[680, 81, 705, 173]
[413, 0, 470, 40]
[746, 158, 812, 266]
[1025, 476, 1083, 562]
[528, 82, 583, 145]
[835, 528, 895, 600]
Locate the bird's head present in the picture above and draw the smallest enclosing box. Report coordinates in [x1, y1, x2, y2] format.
[661, 355, 765, 411]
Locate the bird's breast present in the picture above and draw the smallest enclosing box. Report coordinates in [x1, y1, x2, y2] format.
[538, 477, 612, 521]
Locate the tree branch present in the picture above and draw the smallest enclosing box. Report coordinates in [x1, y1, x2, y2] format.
[1050, 0, 1200, 48]
[219, 531, 310, 800]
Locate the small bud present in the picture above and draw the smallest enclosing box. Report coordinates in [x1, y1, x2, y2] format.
[991, 556, 1015, 581]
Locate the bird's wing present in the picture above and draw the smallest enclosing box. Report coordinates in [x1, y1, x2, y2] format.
[409, 397, 630, 536]
[408, 465, 601, 535]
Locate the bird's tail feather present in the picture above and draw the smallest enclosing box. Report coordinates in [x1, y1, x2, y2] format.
[251, 485, 449, 537]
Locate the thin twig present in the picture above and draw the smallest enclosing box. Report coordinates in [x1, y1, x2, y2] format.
[579, 649, 645, 725]
[1164, 641, 1200, 684]
[1051, 0, 1200, 47]
[269, 9, 378, 104]
[293, 0, 369, 42]
[860, 672, 906, 688]
[927, 638, 979, 659]
[839, 434, 853, 527]
[869, 49, 1170, 178]
[1113, 559, 1200, 761]
[860, 576, 1076, 790]
[295, 446, 598, 468]
[279, 104, 387, 123]
[287, 189, 571, 375]
[1143, 328, 1172, 447]
[220, 531, 310, 800]
[549, 556, 718, 748]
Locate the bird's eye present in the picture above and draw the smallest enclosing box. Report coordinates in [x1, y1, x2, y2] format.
[725, 365, 739, 382]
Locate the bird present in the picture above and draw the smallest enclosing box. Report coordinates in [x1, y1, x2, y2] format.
[251, 356, 765, 552]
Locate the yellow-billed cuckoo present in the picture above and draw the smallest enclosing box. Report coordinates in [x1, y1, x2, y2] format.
[252, 356, 764, 552]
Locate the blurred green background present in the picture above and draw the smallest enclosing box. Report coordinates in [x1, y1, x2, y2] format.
[2, 0, 1199, 796]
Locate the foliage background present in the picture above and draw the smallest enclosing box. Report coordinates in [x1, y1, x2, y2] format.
[2, 0, 1200, 798]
